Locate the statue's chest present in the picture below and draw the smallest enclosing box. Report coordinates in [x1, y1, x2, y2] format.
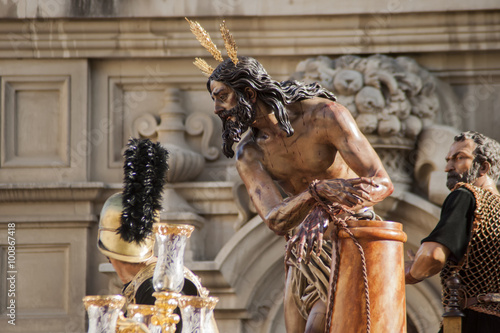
[257, 133, 335, 181]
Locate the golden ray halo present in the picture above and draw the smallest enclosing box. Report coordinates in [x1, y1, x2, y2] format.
[186, 17, 239, 76]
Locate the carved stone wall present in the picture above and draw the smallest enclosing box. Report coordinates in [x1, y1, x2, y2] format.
[0, 60, 89, 183]
[0, 2, 499, 333]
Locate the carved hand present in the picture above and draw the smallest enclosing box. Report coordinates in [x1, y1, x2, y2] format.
[404, 260, 423, 284]
[314, 177, 377, 208]
[285, 205, 330, 264]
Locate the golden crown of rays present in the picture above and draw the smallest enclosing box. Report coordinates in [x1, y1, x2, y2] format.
[185, 18, 238, 76]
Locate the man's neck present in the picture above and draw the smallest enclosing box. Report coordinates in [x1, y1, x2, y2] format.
[473, 177, 500, 195]
[118, 262, 147, 285]
[251, 102, 285, 136]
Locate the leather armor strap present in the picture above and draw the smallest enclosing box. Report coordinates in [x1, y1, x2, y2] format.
[465, 293, 500, 308]
[122, 262, 157, 305]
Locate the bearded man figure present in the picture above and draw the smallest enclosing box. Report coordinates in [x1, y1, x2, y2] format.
[206, 56, 394, 332]
[406, 131, 500, 333]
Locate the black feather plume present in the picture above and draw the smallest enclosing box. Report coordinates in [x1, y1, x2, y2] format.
[118, 138, 169, 243]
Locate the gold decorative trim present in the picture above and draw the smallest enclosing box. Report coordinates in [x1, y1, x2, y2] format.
[151, 292, 181, 332]
[152, 291, 182, 301]
[177, 295, 219, 309]
[186, 17, 239, 76]
[153, 223, 195, 237]
[127, 304, 156, 317]
[82, 295, 126, 310]
[184, 267, 209, 298]
[122, 262, 156, 305]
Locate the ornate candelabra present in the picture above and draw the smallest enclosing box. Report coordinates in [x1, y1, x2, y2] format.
[83, 295, 125, 333]
[123, 304, 157, 332]
[178, 296, 219, 333]
[83, 223, 219, 333]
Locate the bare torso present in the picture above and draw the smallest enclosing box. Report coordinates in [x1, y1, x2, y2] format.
[236, 96, 392, 236]
[240, 98, 358, 195]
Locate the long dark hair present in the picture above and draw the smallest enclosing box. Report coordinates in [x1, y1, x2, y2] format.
[208, 56, 336, 136]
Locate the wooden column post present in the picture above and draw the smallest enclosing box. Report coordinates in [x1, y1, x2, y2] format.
[327, 220, 407, 333]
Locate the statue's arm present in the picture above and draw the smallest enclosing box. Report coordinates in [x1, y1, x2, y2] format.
[405, 241, 450, 284]
[318, 102, 394, 206]
[236, 143, 316, 236]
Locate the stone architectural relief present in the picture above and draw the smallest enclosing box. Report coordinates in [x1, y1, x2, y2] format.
[292, 55, 438, 138]
[133, 88, 219, 183]
[185, 112, 220, 162]
[414, 125, 460, 204]
[156, 88, 205, 183]
[106, 77, 163, 169]
[132, 113, 158, 138]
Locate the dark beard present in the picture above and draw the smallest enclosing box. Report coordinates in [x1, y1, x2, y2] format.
[446, 160, 481, 190]
[220, 100, 254, 158]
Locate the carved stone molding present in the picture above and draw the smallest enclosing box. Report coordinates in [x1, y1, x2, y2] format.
[172, 181, 238, 217]
[0, 1, 497, 19]
[0, 59, 88, 183]
[1, 76, 70, 168]
[0, 11, 499, 58]
[0, 182, 105, 202]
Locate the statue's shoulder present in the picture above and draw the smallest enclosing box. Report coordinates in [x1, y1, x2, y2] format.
[235, 132, 262, 163]
[290, 97, 348, 124]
